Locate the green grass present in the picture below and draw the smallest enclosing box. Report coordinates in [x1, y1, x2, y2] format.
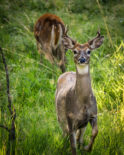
[0, 0, 124, 154]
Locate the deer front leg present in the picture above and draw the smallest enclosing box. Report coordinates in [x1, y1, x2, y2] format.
[84, 117, 98, 152]
[67, 117, 77, 155]
[76, 127, 86, 148]
[69, 131, 77, 155]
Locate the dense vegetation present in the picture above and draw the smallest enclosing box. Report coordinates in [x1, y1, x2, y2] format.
[0, 0, 124, 154]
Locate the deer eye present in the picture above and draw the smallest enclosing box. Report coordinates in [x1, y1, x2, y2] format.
[73, 50, 78, 54]
[87, 50, 91, 55]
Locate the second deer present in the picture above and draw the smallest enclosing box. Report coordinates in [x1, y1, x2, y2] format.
[55, 31, 104, 154]
[34, 13, 75, 72]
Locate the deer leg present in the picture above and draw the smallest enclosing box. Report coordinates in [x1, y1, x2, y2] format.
[84, 117, 98, 152]
[42, 45, 54, 64]
[37, 41, 41, 54]
[59, 60, 66, 73]
[37, 42, 55, 64]
[59, 45, 66, 73]
[67, 117, 76, 155]
[45, 52, 54, 64]
[36, 42, 42, 63]
[69, 131, 77, 155]
[76, 127, 86, 148]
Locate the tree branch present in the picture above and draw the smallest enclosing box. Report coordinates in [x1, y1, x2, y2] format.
[0, 47, 16, 155]
[0, 47, 16, 130]
[0, 124, 10, 132]
[0, 47, 15, 117]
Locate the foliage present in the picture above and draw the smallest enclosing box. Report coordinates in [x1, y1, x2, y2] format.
[0, 0, 124, 154]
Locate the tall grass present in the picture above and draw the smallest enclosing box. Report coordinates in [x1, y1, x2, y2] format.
[0, 0, 124, 154]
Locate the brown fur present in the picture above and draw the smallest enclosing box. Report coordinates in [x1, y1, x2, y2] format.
[34, 13, 70, 72]
[34, 13, 65, 45]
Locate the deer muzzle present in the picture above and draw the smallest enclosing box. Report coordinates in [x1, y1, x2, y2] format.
[78, 57, 86, 64]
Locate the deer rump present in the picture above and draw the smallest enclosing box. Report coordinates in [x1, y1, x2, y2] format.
[34, 14, 66, 63]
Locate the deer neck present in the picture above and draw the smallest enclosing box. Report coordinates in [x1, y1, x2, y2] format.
[75, 64, 92, 103]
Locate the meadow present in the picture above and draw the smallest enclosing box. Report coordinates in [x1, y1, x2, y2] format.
[0, 0, 124, 154]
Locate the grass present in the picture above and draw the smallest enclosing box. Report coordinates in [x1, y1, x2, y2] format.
[0, 0, 124, 154]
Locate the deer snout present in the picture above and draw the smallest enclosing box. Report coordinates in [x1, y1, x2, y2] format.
[78, 57, 86, 64]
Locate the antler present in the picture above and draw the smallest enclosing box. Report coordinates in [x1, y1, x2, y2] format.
[62, 25, 77, 49]
[65, 25, 69, 35]
[64, 25, 76, 43]
[88, 28, 104, 49]
[96, 28, 101, 37]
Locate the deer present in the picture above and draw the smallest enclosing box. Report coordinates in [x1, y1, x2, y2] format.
[34, 13, 76, 73]
[55, 30, 104, 155]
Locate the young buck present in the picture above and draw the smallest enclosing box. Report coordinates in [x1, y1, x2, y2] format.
[55, 31, 104, 154]
[34, 13, 75, 72]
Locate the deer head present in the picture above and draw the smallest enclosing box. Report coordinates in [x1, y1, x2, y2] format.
[63, 30, 104, 65]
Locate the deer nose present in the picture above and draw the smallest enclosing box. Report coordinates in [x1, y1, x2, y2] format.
[78, 57, 86, 63]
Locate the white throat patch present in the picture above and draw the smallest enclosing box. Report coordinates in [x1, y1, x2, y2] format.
[76, 64, 89, 75]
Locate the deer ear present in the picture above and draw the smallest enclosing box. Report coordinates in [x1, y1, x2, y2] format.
[63, 36, 76, 50]
[88, 30, 104, 50]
